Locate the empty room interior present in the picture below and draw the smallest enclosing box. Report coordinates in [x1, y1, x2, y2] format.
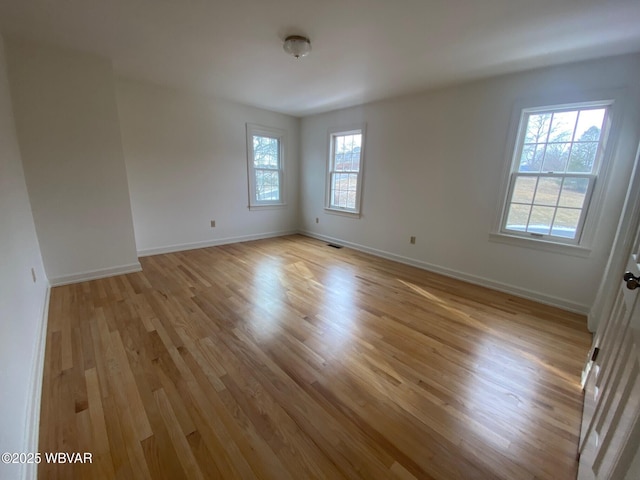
[2, 1, 640, 479]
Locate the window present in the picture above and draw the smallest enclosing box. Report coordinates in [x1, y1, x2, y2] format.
[500, 102, 612, 244]
[326, 126, 365, 215]
[246, 124, 285, 208]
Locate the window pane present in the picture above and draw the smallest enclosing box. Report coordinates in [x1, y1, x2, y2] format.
[505, 176, 591, 239]
[533, 177, 562, 206]
[334, 172, 352, 208]
[334, 151, 347, 171]
[331, 173, 342, 207]
[575, 109, 605, 141]
[528, 206, 555, 235]
[350, 152, 360, 171]
[512, 176, 537, 204]
[253, 136, 279, 168]
[331, 172, 358, 209]
[333, 189, 347, 207]
[344, 134, 360, 155]
[524, 113, 551, 143]
[558, 178, 589, 208]
[548, 111, 578, 143]
[542, 142, 570, 172]
[567, 142, 598, 173]
[255, 170, 280, 201]
[551, 208, 581, 239]
[333, 133, 362, 172]
[334, 136, 345, 171]
[519, 144, 546, 172]
[347, 191, 356, 209]
[506, 204, 530, 232]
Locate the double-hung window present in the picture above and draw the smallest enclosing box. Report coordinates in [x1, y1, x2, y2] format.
[500, 101, 612, 245]
[246, 124, 285, 208]
[326, 126, 365, 215]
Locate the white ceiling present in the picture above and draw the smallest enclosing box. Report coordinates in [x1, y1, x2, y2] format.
[1, 0, 639, 117]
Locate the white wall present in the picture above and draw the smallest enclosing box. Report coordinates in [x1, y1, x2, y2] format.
[0, 36, 49, 480]
[300, 53, 640, 315]
[116, 79, 300, 255]
[5, 39, 139, 285]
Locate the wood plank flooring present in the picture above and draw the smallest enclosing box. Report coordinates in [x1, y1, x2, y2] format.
[39, 234, 592, 479]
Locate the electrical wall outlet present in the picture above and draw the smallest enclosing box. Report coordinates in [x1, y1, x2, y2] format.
[210, 220, 216, 228]
[315, 217, 319, 224]
[410, 236, 416, 244]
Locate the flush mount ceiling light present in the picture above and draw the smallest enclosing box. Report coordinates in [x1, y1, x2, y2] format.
[283, 35, 311, 59]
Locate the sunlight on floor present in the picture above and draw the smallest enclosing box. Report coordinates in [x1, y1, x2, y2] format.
[397, 277, 583, 455]
[249, 259, 286, 340]
[397, 278, 583, 386]
[318, 266, 358, 353]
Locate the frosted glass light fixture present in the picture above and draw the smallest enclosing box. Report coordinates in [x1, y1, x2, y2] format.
[283, 35, 311, 58]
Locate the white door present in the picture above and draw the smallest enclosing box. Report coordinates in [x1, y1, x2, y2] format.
[578, 232, 640, 479]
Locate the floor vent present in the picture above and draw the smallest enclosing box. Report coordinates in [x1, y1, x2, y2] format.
[327, 243, 343, 249]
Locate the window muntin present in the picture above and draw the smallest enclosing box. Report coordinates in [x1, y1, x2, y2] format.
[327, 128, 364, 214]
[246, 124, 285, 207]
[502, 104, 610, 243]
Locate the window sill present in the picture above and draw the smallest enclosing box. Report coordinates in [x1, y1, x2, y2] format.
[324, 207, 361, 218]
[248, 203, 287, 211]
[488, 232, 592, 258]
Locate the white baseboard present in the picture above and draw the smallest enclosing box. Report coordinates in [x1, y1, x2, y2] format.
[137, 230, 299, 257]
[299, 230, 590, 315]
[23, 283, 51, 480]
[49, 262, 142, 287]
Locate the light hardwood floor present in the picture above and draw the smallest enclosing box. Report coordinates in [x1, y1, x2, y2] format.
[39, 234, 591, 479]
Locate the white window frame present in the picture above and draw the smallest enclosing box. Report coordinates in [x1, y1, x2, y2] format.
[246, 124, 286, 209]
[325, 125, 366, 216]
[493, 99, 615, 253]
